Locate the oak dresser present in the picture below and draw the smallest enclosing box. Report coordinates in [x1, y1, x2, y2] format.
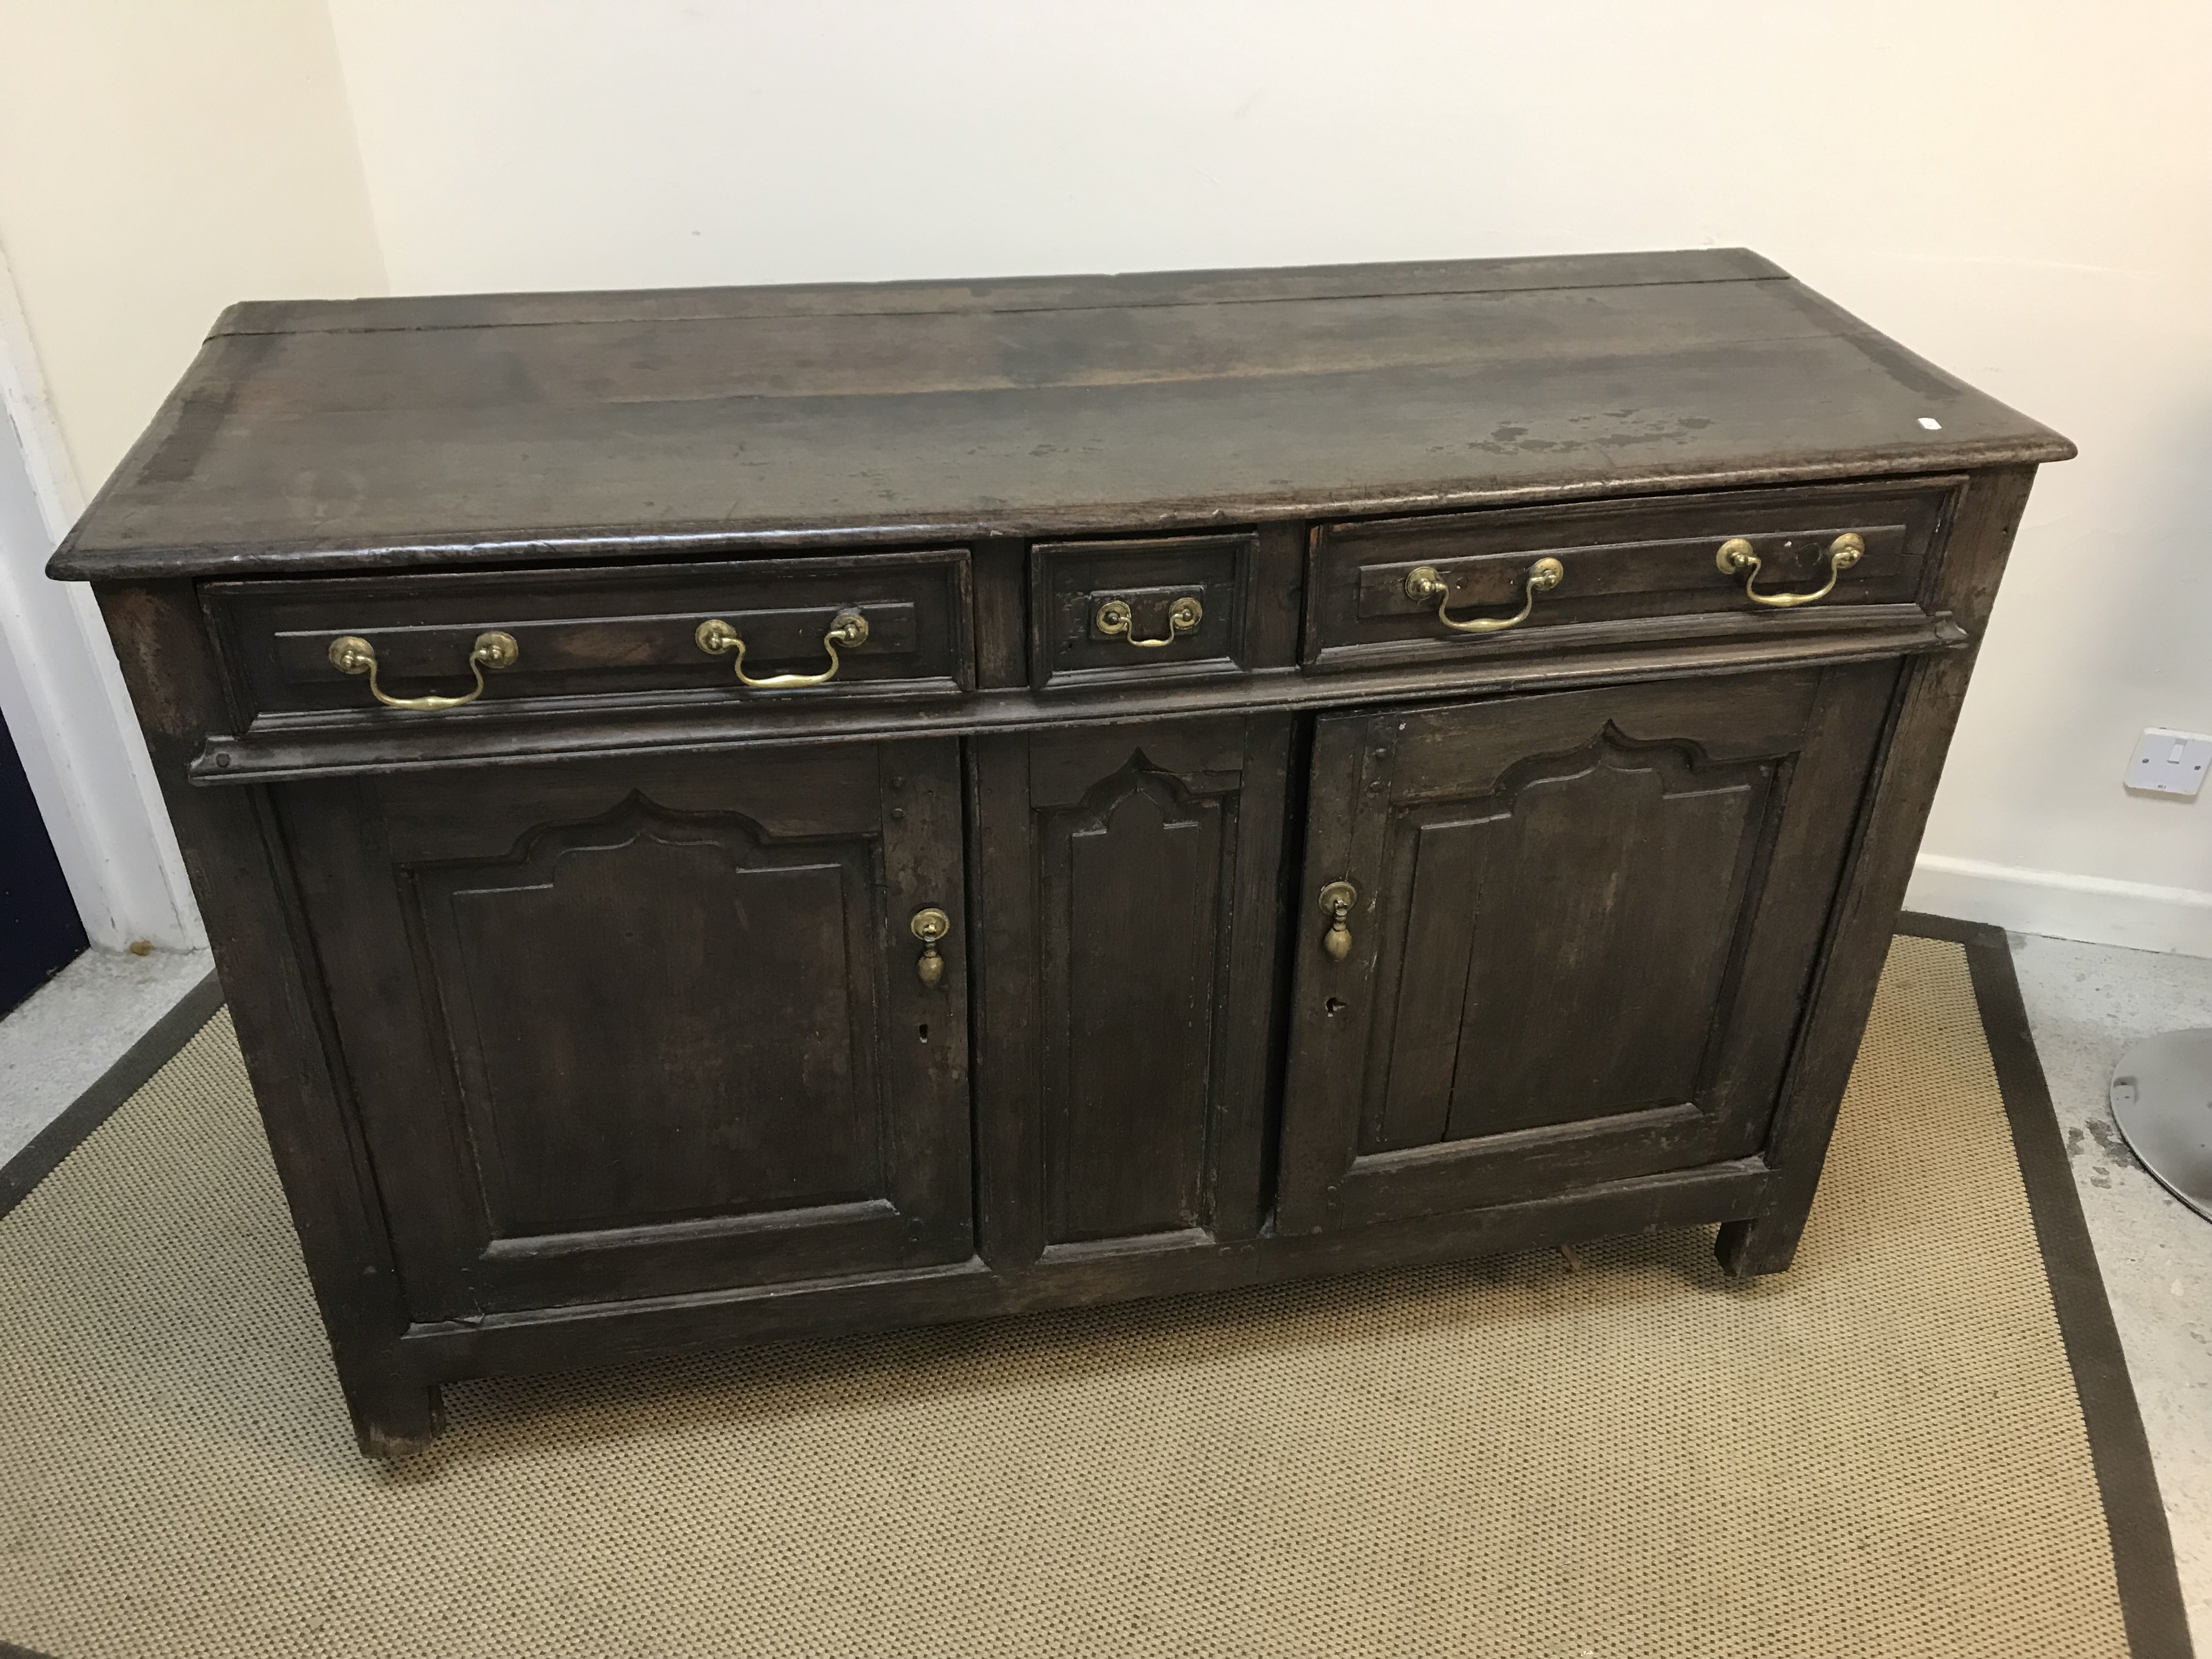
[51, 250, 2072, 1455]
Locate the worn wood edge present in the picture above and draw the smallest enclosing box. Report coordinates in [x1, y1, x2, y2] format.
[93, 580, 426, 1446]
[394, 1158, 1768, 1382]
[47, 445, 2077, 581]
[1717, 465, 2042, 1276]
[186, 622, 1967, 787]
[0, 972, 223, 1224]
[206, 249, 1791, 338]
[1895, 911, 2196, 1659]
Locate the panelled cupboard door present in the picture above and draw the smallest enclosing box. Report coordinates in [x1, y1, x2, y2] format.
[1277, 662, 1898, 1234]
[276, 741, 971, 1319]
[970, 716, 1293, 1268]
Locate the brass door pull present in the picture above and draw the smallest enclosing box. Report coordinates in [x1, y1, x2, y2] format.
[1405, 557, 1564, 635]
[328, 630, 518, 711]
[1319, 881, 1358, 960]
[1716, 532, 1863, 608]
[1096, 594, 1202, 648]
[697, 610, 868, 687]
[910, 907, 951, 988]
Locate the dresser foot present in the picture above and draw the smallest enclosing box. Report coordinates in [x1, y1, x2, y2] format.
[345, 1374, 446, 1460]
[1714, 1211, 1804, 1278]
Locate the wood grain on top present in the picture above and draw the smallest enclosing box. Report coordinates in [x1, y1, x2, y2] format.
[50, 249, 2073, 579]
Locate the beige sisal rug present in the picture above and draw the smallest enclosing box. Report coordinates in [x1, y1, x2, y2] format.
[0, 929, 2188, 1657]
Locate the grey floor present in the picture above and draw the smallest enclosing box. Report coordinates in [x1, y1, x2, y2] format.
[0, 929, 2204, 1642]
[0, 945, 214, 1167]
[2010, 932, 2212, 1647]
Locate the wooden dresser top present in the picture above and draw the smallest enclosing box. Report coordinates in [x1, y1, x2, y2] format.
[52, 249, 2073, 581]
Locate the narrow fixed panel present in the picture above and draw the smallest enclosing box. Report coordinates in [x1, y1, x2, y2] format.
[1279, 661, 1898, 1234]
[971, 717, 1293, 1266]
[1053, 769, 1225, 1239]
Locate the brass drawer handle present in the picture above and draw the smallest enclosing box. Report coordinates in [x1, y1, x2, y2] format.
[327, 630, 517, 711]
[1406, 556, 1563, 634]
[910, 906, 951, 988]
[1319, 881, 1358, 960]
[697, 609, 868, 687]
[1716, 532, 1863, 608]
[1096, 594, 1202, 648]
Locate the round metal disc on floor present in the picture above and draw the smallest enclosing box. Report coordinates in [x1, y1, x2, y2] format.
[2108, 1030, 2212, 1222]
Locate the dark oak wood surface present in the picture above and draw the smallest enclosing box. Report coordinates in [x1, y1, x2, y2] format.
[58, 253, 2068, 1454]
[1305, 476, 1953, 670]
[278, 742, 972, 1316]
[1279, 663, 1893, 1234]
[970, 716, 1294, 1267]
[51, 251, 2069, 580]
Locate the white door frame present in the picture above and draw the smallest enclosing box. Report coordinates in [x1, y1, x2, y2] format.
[0, 247, 201, 952]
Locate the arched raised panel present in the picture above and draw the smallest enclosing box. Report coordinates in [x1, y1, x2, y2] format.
[413, 794, 881, 1237]
[1362, 736, 1771, 1154]
[1048, 759, 1223, 1244]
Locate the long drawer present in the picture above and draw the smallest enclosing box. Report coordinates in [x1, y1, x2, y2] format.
[203, 548, 975, 721]
[1301, 479, 1959, 672]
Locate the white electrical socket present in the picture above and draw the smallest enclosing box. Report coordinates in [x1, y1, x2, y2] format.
[2126, 727, 2212, 797]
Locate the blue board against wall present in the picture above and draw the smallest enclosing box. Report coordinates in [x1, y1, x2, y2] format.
[0, 703, 84, 1014]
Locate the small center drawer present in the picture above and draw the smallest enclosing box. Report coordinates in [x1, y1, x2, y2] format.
[1029, 532, 1255, 690]
[204, 548, 974, 722]
[1301, 480, 1957, 671]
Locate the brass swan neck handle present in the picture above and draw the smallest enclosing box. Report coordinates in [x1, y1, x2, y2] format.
[328, 631, 518, 712]
[1096, 595, 1203, 648]
[1405, 557, 1564, 635]
[697, 610, 868, 688]
[1716, 532, 1863, 608]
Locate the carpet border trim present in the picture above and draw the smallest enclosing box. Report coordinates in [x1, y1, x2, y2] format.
[0, 930, 2191, 1655]
[1898, 910, 2193, 1659]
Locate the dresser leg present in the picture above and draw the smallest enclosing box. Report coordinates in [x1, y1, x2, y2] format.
[343, 1367, 446, 1460]
[1714, 1209, 1805, 1278]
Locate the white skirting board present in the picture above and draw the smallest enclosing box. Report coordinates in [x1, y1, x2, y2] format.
[1907, 854, 2212, 958]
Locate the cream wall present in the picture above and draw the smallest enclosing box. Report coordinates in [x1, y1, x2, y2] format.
[0, 0, 387, 487]
[5, 1, 2209, 951]
[317, 0, 2212, 951]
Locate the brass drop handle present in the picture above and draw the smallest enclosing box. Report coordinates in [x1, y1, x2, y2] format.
[1716, 532, 1863, 608]
[1319, 881, 1358, 961]
[1096, 594, 1203, 648]
[697, 609, 868, 687]
[1405, 556, 1564, 635]
[327, 630, 518, 711]
[910, 906, 951, 988]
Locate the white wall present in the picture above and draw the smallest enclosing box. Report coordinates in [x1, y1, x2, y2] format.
[7, 1, 2210, 952]
[0, 0, 386, 949]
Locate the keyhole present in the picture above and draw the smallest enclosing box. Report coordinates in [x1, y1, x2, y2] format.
[1324, 997, 1348, 1017]
[917, 1022, 931, 1043]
